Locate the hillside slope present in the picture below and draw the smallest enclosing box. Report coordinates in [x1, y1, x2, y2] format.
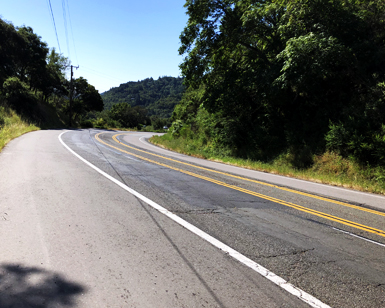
[101, 76, 184, 118]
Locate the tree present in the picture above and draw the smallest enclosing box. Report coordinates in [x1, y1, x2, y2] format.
[45, 49, 69, 97]
[16, 26, 49, 92]
[71, 77, 104, 121]
[178, 0, 385, 162]
[2, 76, 36, 115]
[109, 102, 150, 128]
[0, 17, 103, 128]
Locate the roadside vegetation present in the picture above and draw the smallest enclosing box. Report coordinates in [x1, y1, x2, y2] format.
[2, 1, 385, 196]
[0, 17, 105, 144]
[151, 130, 385, 195]
[0, 17, 173, 152]
[152, 0, 385, 195]
[0, 106, 38, 151]
[83, 77, 183, 131]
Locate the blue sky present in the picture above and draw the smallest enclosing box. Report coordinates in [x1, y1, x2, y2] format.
[1, 0, 189, 93]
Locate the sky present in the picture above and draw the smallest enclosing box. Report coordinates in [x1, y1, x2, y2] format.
[1, 0, 189, 93]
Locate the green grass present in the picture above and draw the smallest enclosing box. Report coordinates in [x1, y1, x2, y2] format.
[0, 107, 39, 152]
[150, 133, 385, 195]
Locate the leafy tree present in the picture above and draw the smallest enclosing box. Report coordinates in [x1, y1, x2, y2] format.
[109, 102, 150, 128]
[71, 77, 104, 121]
[177, 0, 385, 163]
[16, 26, 49, 92]
[0, 19, 28, 86]
[0, 17, 103, 128]
[109, 102, 130, 127]
[150, 115, 171, 130]
[42, 49, 69, 101]
[2, 77, 36, 115]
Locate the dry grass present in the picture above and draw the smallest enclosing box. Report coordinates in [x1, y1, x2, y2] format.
[0, 108, 39, 152]
[150, 134, 385, 196]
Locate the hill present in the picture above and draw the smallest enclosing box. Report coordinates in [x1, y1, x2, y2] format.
[101, 76, 184, 118]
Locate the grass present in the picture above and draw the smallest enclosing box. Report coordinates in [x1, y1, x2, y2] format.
[0, 107, 39, 152]
[150, 133, 385, 196]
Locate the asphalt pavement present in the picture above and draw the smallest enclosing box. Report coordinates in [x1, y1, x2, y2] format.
[0, 129, 384, 308]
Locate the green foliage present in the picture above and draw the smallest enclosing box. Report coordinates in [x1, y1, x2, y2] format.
[108, 102, 150, 129]
[170, 120, 184, 137]
[150, 116, 171, 130]
[175, 0, 385, 166]
[80, 119, 94, 128]
[0, 106, 5, 128]
[172, 86, 204, 123]
[151, 132, 385, 194]
[102, 76, 184, 118]
[2, 76, 39, 119]
[93, 118, 107, 129]
[71, 77, 104, 123]
[0, 17, 101, 129]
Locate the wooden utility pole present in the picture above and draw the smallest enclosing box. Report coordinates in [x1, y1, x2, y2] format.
[69, 65, 79, 127]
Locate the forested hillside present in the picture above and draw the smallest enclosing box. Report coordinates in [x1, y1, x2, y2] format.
[102, 77, 184, 118]
[170, 0, 385, 167]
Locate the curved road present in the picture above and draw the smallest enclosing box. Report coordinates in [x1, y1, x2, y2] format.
[0, 129, 384, 308]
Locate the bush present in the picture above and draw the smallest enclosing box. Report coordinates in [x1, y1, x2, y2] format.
[170, 120, 184, 137]
[93, 118, 107, 129]
[326, 119, 385, 166]
[0, 106, 5, 128]
[106, 119, 121, 128]
[2, 77, 40, 121]
[80, 119, 93, 128]
[141, 125, 154, 132]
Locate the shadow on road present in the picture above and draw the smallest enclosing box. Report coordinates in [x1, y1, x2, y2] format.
[0, 263, 85, 308]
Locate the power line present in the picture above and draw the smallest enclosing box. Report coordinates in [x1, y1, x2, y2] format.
[81, 66, 125, 83]
[62, 0, 71, 58]
[46, 0, 61, 54]
[65, 0, 79, 65]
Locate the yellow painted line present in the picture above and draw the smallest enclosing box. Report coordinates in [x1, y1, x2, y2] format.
[95, 133, 385, 238]
[110, 133, 385, 218]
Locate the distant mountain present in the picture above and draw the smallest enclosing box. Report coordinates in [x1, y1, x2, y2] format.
[101, 76, 184, 118]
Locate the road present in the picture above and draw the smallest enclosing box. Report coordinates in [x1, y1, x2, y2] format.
[0, 129, 384, 308]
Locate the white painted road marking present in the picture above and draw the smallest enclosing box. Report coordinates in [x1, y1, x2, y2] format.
[59, 131, 331, 308]
[332, 227, 385, 248]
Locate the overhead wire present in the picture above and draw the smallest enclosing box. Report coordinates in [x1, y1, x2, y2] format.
[65, 0, 79, 65]
[62, 0, 71, 59]
[81, 66, 125, 84]
[46, 0, 62, 54]
[50, 2, 121, 87]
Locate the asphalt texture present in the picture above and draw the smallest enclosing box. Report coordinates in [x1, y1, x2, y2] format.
[1, 129, 384, 308]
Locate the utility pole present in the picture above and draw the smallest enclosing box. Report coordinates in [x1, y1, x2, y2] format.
[69, 65, 79, 127]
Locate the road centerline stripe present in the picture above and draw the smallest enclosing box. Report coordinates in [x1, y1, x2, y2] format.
[59, 130, 331, 308]
[96, 132, 385, 239]
[111, 133, 385, 218]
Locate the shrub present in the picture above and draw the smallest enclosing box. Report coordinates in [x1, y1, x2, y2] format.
[2, 77, 40, 121]
[0, 106, 5, 128]
[170, 120, 184, 137]
[93, 118, 107, 129]
[80, 119, 93, 128]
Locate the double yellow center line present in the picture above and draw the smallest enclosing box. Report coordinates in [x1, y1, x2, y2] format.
[95, 132, 385, 238]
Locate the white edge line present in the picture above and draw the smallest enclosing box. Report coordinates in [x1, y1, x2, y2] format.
[59, 131, 331, 308]
[138, 135, 175, 153]
[332, 227, 385, 248]
[137, 134, 385, 201]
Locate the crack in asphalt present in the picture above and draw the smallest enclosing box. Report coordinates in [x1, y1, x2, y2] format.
[255, 248, 315, 260]
[172, 209, 221, 215]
